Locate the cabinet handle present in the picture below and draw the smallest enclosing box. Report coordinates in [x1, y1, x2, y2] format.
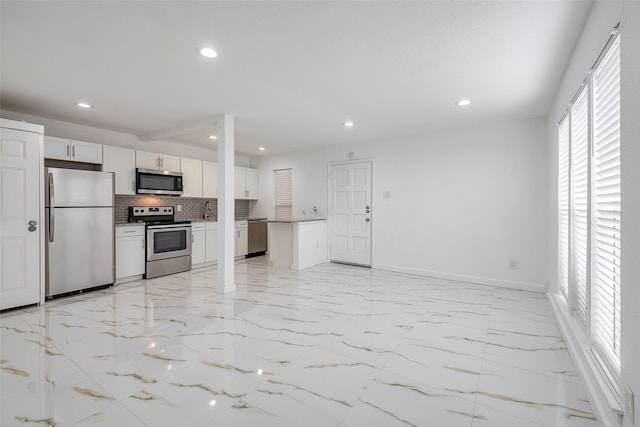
[160, 158, 164, 168]
[191, 233, 194, 243]
[122, 230, 136, 233]
[142, 238, 145, 249]
[72, 145, 75, 158]
[66, 145, 70, 156]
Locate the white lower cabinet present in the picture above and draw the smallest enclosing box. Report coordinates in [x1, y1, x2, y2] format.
[205, 222, 217, 263]
[236, 221, 248, 257]
[191, 222, 206, 266]
[115, 226, 145, 283]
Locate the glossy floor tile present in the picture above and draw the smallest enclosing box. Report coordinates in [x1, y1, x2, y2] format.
[1, 258, 599, 426]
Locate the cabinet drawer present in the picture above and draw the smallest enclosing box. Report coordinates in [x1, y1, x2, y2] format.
[205, 222, 218, 231]
[191, 222, 206, 231]
[115, 226, 145, 237]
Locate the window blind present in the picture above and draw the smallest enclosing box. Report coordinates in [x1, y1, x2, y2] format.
[274, 169, 292, 221]
[591, 34, 621, 377]
[570, 86, 590, 325]
[558, 115, 570, 301]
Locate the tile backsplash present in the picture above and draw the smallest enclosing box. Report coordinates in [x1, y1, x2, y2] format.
[115, 196, 249, 223]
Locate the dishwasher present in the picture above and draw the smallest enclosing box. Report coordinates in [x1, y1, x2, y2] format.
[247, 219, 268, 257]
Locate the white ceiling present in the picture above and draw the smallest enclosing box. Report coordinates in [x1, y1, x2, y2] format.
[0, 1, 593, 156]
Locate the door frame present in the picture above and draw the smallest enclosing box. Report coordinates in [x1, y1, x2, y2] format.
[0, 119, 45, 307]
[327, 158, 375, 267]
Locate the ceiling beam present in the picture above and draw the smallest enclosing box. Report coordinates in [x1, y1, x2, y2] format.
[138, 116, 218, 142]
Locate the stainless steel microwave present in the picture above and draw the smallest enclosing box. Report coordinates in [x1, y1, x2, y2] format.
[136, 168, 183, 196]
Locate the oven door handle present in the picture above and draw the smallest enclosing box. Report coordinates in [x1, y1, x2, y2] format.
[147, 224, 192, 230]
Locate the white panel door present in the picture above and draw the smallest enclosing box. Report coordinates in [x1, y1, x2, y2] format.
[329, 161, 371, 266]
[0, 126, 42, 309]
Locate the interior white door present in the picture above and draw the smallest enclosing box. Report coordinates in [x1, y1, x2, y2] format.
[329, 161, 372, 266]
[0, 125, 42, 310]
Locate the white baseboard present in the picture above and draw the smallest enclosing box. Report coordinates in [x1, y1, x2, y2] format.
[548, 293, 622, 427]
[372, 263, 544, 292]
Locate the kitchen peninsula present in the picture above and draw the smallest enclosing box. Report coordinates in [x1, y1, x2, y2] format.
[268, 219, 327, 270]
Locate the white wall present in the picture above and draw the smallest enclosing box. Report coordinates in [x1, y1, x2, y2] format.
[546, 2, 640, 426]
[0, 109, 253, 166]
[253, 118, 548, 290]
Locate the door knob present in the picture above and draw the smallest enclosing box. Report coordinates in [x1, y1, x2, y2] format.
[28, 220, 37, 232]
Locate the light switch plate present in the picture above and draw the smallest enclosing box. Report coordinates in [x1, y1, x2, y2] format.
[625, 384, 635, 424]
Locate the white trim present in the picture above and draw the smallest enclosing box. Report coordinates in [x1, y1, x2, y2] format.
[0, 118, 44, 134]
[549, 292, 623, 427]
[373, 263, 544, 292]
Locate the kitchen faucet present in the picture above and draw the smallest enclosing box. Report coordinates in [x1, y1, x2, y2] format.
[204, 200, 212, 220]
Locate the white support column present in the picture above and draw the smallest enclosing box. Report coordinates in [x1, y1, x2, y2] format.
[216, 114, 236, 293]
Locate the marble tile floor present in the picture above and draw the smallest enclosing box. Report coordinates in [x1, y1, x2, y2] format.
[1, 258, 599, 427]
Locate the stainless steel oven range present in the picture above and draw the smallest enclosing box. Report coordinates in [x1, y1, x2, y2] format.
[129, 206, 192, 279]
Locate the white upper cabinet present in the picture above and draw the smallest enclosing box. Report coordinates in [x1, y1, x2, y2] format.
[103, 145, 136, 195]
[136, 150, 181, 171]
[44, 136, 103, 164]
[234, 166, 247, 199]
[181, 157, 203, 198]
[203, 161, 218, 198]
[234, 166, 259, 200]
[246, 167, 259, 199]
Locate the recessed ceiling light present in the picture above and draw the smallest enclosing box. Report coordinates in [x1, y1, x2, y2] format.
[198, 47, 217, 58]
[456, 99, 471, 107]
[258, 147, 266, 151]
[208, 135, 217, 140]
[344, 121, 354, 127]
[75, 102, 92, 108]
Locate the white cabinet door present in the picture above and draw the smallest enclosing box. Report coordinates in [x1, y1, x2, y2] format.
[192, 227, 206, 265]
[160, 154, 181, 171]
[234, 166, 247, 199]
[1, 123, 43, 310]
[203, 161, 217, 198]
[246, 167, 259, 200]
[115, 227, 145, 280]
[205, 228, 217, 262]
[103, 145, 136, 195]
[136, 150, 160, 170]
[71, 140, 103, 164]
[44, 136, 70, 160]
[236, 227, 248, 257]
[181, 158, 203, 198]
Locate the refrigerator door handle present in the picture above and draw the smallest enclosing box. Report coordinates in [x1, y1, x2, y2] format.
[49, 172, 55, 242]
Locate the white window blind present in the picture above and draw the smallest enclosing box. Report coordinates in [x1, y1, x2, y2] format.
[591, 34, 621, 377]
[570, 86, 590, 324]
[274, 169, 292, 221]
[558, 115, 570, 301]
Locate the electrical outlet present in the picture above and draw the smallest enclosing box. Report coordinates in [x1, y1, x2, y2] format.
[176, 204, 182, 212]
[509, 259, 518, 270]
[625, 385, 635, 424]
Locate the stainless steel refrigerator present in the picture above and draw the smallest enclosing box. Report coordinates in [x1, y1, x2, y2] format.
[45, 168, 115, 297]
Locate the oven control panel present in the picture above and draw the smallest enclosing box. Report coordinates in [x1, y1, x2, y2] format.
[130, 206, 174, 217]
